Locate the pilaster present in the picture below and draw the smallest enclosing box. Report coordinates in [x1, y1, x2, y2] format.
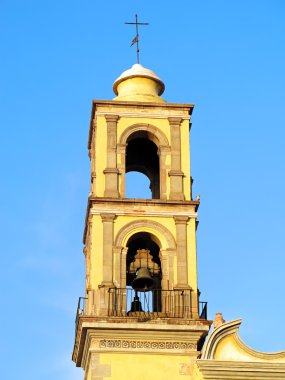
[159, 145, 170, 200]
[168, 117, 185, 200]
[100, 213, 116, 287]
[103, 115, 120, 198]
[174, 216, 189, 288]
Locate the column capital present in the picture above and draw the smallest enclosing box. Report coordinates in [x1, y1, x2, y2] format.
[158, 145, 171, 153]
[168, 117, 183, 127]
[113, 246, 123, 254]
[168, 170, 184, 177]
[121, 247, 128, 255]
[174, 216, 189, 224]
[104, 114, 119, 123]
[100, 213, 116, 223]
[103, 168, 119, 174]
[117, 143, 127, 153]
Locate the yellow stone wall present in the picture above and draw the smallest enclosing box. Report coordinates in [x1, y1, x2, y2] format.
[83, 352, 198, 380]
[100, 353, 193, 380]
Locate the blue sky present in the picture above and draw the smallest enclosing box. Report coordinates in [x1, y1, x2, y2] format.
[0, 1, 284, 379]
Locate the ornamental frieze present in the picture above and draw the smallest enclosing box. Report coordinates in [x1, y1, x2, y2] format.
[99, 339, 196, 351]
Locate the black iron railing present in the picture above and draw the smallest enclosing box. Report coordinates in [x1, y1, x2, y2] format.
[108, 288, 207, 319]
[199, 301, 207, 320]
[74, 290, 207, 329]
[75, 297, 87, 333]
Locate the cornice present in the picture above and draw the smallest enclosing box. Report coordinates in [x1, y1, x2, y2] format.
[73, 317, 210, 367]
[92, 99, 194, 111]
[196, 360, 285, 379]
[88, 100, 194, 148]
[92, 208, 197, 218]
[83, 198, 200, 243]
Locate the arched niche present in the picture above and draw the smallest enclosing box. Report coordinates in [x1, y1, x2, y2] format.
[117, 124, 170, 199]
[114, 220, 176, 291]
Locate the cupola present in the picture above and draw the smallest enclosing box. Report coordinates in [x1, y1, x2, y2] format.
[113, 63, 165, 103]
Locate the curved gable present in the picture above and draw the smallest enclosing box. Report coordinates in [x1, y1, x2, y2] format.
[201, 319, 285, 363]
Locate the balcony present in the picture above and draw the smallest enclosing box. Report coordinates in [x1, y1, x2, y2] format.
[108, 288, 207, 319]
[73, 289, 209, 366]
[75, 288, 207, 329]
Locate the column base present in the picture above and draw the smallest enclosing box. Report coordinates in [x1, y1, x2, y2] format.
[169, 192, 185, 200]
[99, 281, 115, 288]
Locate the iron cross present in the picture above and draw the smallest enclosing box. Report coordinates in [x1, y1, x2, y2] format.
[125, 14, 149, 64]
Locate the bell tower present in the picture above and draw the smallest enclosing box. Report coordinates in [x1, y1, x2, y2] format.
[72, 63, 211, 380]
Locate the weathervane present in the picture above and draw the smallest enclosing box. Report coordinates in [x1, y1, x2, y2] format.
[125, 14, 149, 64]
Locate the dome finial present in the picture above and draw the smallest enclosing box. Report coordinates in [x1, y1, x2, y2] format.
[125, 14, 149, 64]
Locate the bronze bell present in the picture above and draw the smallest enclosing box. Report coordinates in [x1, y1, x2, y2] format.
[131, 267, 154, 292]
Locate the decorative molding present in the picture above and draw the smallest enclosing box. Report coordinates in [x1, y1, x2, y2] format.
[168, 170, 184, 177]
[196, 360, 285, 380]
[91, 208, 197, 219]
[99, 339, 196, 351]
[96, 111, 191, 120]
[103, 168, 119, 174]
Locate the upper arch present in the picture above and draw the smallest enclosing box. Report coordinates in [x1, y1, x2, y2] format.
[119, 123, 170, 148]
[114, 219, 176, 250]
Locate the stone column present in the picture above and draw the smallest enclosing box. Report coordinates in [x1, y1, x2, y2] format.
[160, 250, 169, 314]
[168, 117, 185, 200]
[100, 213, 116, 287]
[113, 246, 122, 288]
[120, 247, 128, 289]
[174, 216, 189, 288]
[168, 249, 175, 288]
[158, 145, 170, 200]
[103, 115, 120, 198]
[160, 250, 169, 291]
[117, 143, 126, 197]
[121, 248, 128, 314]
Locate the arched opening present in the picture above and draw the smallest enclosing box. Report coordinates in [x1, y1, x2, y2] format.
[126, 135, 160, 199]
[126, 232, 162, 313]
